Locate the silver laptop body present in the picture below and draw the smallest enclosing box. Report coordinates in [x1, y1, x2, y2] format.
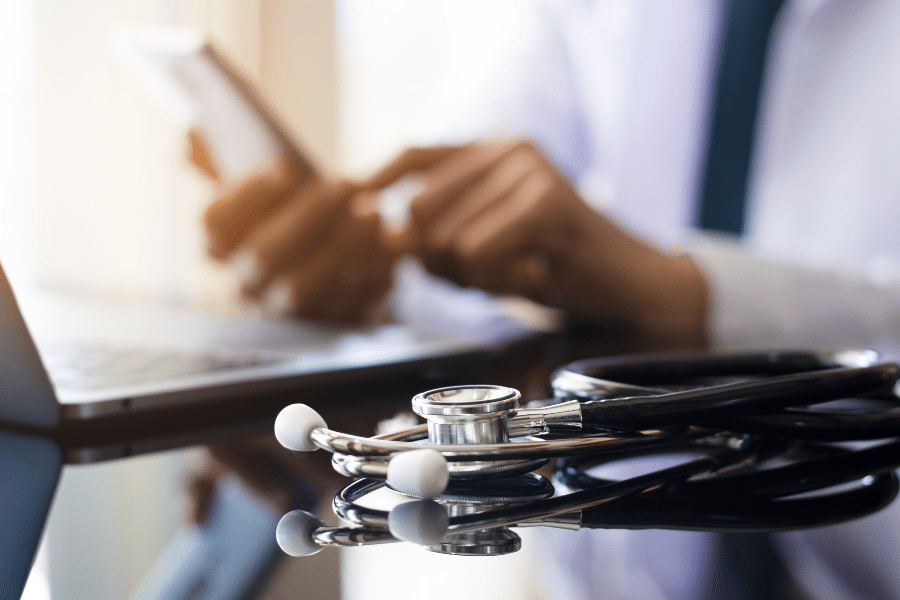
[0, 260, 540, 430]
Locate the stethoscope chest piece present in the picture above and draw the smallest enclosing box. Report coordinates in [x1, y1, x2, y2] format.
[412, 385, 521, 444]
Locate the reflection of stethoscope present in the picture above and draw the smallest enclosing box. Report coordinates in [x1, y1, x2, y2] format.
[275, 349, 900, 498]
[275, 435, 900, 556]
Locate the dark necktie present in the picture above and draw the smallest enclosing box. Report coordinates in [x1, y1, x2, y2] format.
[699, 3, 807, 599]
[696, 0, 784, 235]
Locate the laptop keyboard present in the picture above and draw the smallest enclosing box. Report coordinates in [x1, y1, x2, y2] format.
[41, 342, 290, 391]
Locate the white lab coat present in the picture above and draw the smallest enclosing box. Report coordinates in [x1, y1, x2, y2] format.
[410, 0, 900, 598]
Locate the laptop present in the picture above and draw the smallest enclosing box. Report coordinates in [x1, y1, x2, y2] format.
[0, 258, 549, 443]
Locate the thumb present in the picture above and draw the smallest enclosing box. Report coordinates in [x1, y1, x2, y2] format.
[187, 127, 221, 181]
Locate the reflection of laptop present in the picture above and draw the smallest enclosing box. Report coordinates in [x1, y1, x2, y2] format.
[1, 430, 60, 600]
[1, 428, 283, 600]
[0, 259, 545, 440]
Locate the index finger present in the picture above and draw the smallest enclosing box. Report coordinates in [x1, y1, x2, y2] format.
[359, 145, 460, 191]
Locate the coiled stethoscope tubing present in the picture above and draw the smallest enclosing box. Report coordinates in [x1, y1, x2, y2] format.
[554, 439, 900, 532]
[554, 349, 900, 440]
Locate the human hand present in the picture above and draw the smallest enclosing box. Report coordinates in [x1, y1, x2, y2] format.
[187, 129, 398, 322]
[363, 141, 708, 346]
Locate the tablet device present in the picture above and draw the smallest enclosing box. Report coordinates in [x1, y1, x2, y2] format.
[108, 27, 314, 181]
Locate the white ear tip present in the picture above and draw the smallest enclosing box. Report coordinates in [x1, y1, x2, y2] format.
[276, 510, 324, 557]
[386, 448, 449, 499]
[388, 500, 449, 546]
[274, 404, 327, 451]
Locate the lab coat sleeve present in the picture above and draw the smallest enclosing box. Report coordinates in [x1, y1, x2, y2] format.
[688, 235, 900, 356]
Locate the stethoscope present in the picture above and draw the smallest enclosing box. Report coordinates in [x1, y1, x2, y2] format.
[275, 435, 900, 556]
[274, 349, 900, 499]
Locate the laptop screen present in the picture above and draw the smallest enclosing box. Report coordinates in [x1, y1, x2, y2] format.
[0, 262, 60, 427]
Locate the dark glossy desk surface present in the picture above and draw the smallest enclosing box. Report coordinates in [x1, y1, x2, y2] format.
[6, 335, 900, 600]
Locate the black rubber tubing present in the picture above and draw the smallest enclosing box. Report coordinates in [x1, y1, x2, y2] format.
[579, 364, 900, 430]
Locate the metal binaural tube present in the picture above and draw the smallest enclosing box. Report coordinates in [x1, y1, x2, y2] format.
[507, 402, 583, 438]
[310, 423, 678, 460]
[311, 527, 397, 548]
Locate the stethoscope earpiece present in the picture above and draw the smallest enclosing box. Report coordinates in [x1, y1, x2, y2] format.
[274, 403, 326, 452]
[386, 449, 449, 499]
[387, 500, 450, 545]
[276, 509, 325, 557]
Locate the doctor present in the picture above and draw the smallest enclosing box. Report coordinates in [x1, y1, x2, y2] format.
[192, 0, 900, 598]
